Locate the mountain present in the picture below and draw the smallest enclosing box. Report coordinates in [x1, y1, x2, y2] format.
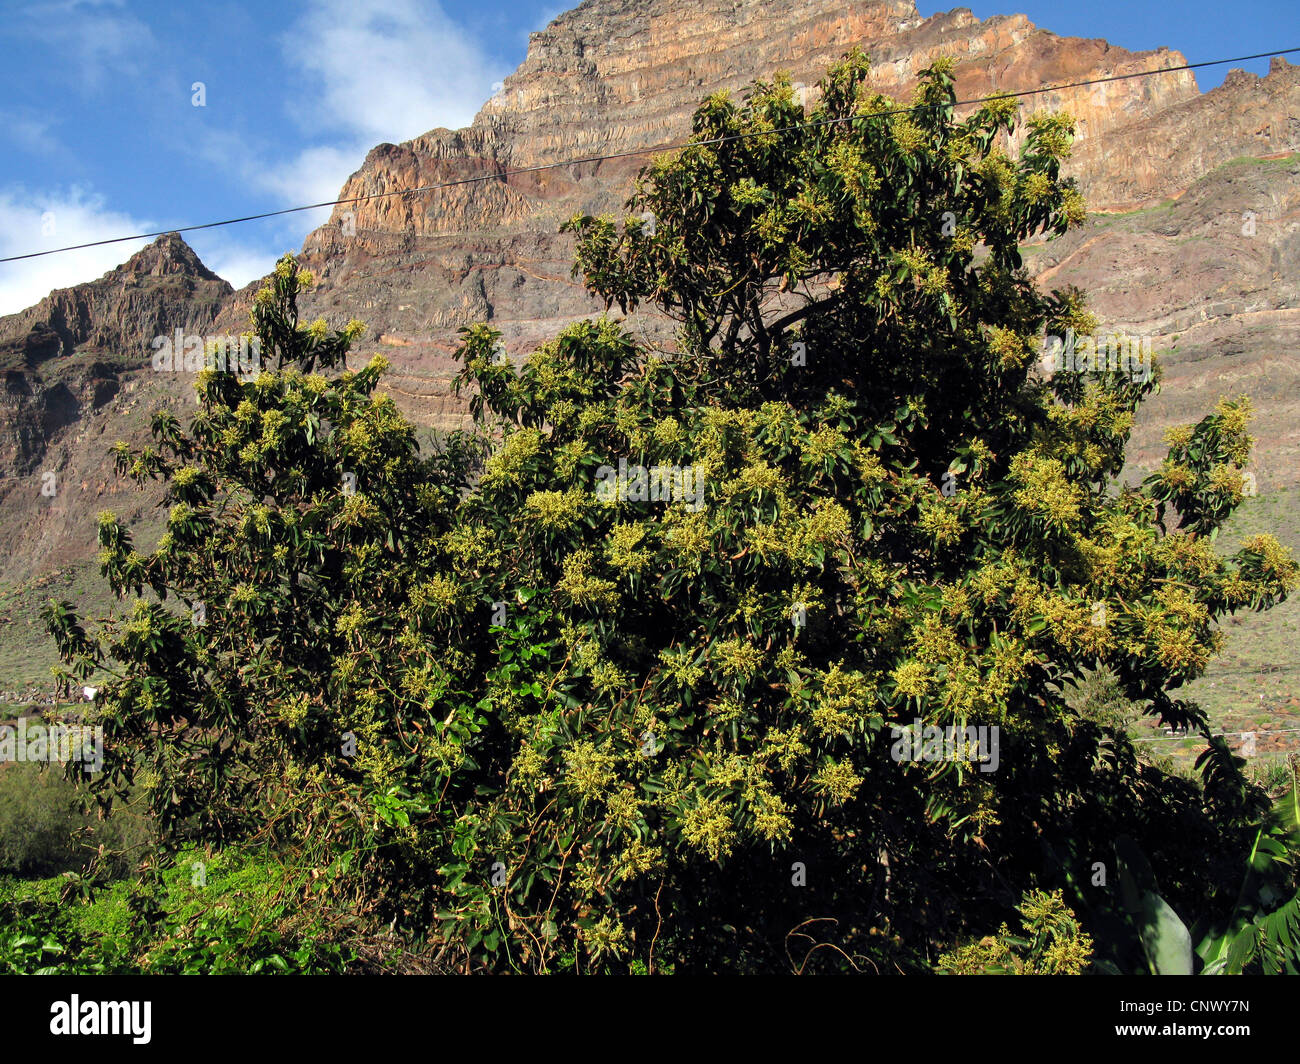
[1024, 147, 1300, 490]
[0, 233, 230, 580]
[2, 0, 1299, 692]
[222, 0, 1209, 426]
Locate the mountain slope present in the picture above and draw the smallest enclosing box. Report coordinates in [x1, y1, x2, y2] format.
[0, 233, 229, 590]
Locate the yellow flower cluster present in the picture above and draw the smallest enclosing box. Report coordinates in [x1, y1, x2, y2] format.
[812, 759, 863, 805]
[524, 488, 587, 532]
[557, 548, 618, 611]
[563, 741, 618, 801]
[890, 116, 926, 154]
[1036, 591, 1112, 656]
[1207, 464, 1248, 501]
[659, 646, 704, 691]
[1010, 452, 1083, 528]
[410, 573, 465, 617]
[892, 661, 932, 699]
[605, 522, 652, 574]
[1241, 534, 1299, 586]
[1214, 396, 1252, 437]
[1020, 171, 1052, 205]
[987, 325, 1034, 370]
[919, 502, 962, 548]
[800, 424, 846, 467]
[481, 429, 543, 491]
[713, 637, 764, 682]
[811, 661, 876, 737]
[681, 794, 737, 861]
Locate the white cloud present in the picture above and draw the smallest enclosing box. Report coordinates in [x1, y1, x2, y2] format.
[255, 144, 365, 218]
[189, 233, 277, 292]
[189, 0, 503, 246]
[194, 131, 360, 241]
[0, 187, 276, 314]
[0, 1, 512, 315]
[195, 0, 508, 244]
[0, 187, 152, 316]
[281, 0, 506, 145]
[12, 0, 156, 91]
[0, 110, 60, 156]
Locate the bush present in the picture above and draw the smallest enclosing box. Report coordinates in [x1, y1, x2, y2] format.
[0, 849, 356, 974]
[936, 889, 1094, 974]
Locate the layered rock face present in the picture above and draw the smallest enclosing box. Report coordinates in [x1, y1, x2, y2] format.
[1071, 57, 1300, 209]
[1024, 152, 1300, 491]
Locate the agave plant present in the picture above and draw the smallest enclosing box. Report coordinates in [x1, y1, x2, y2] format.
[1194, 759, 1300, 974]
[1114, 757, 1300, 975]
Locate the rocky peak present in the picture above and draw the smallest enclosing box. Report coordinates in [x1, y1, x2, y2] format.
[119, 231, 224, 283]
[0, 234, 234, 600]
[0, 233, 232, 368]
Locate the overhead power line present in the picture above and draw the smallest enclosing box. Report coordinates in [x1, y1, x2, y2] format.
[2, 45, 1297, 266]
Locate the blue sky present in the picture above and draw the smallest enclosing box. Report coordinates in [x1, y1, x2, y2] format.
[0, 0, 1294, 314]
